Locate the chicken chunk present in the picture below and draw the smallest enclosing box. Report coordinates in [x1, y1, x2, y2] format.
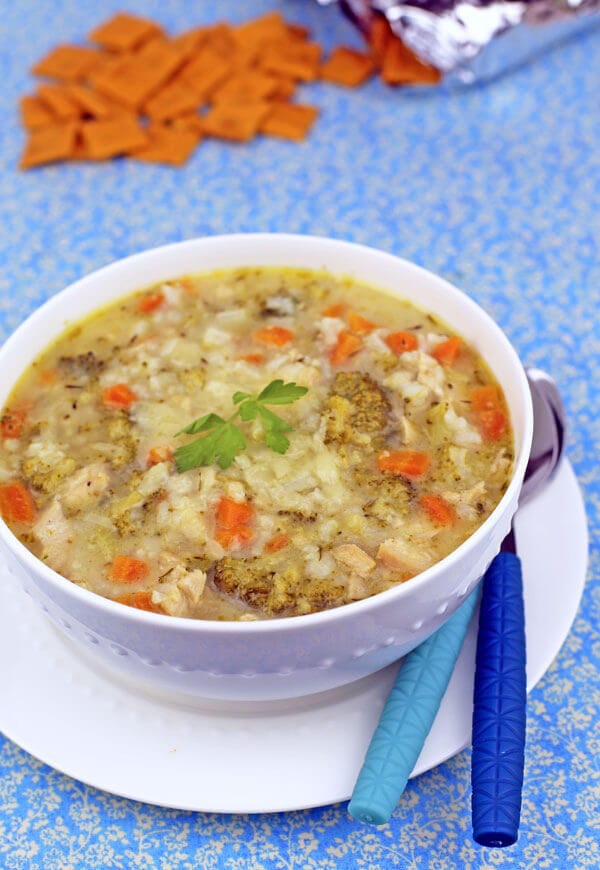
[332, 544, 376, 577]
[377, 537, 433, 574]
[151, 565, 207, 617]
[33, 500, 72, 573]
[60, 463, 110, 515]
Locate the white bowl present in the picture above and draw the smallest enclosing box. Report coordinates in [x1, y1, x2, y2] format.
[0, 235, 533, 701]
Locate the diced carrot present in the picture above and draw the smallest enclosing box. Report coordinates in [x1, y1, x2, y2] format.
[377, 450, 430, 477]
[470, 385, 508, 440]
[470, 385, 501, 412]
[215, 526, 254, 548]
[216, 496, 254, 529]
[240, 353, 265, 364]
[39, 368, 59, 385]
[385, 331, 418, 353]
[320, 46, 376, 87]
[146, 446, 173, 467]
[109, 555, 150, 583]
[137, 291, 164, 313]
[265, 533, 289, 553]
[101, 383, 137, 409]
[114, 591, 163, 613]
[420, 493, 456, 526]
[253, 325, 294, 347]
[329, 330, 362, 365]
[478, 408, 508, 441]
[432, 336, 461, 366]
[0, 482, 37, 524]
[322, 302, 346, 318]
[347, 310, 377, 335]
[1, 409, 27, 439]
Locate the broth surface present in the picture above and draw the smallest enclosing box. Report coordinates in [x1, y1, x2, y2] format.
[0, 268, 513, 619]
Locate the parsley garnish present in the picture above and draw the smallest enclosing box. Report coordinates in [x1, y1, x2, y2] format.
[174, 380, 308, 472]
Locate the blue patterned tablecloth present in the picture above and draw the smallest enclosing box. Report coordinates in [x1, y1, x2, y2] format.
[1, 2, 599, 868]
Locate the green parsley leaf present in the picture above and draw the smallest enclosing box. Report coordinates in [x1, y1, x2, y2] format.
[232, 391, 252, 405]
[174, 422, 246, 472]
[257, 379, 308, 404]
[176, 413, 225, 436]
[174, 380, 308, 472]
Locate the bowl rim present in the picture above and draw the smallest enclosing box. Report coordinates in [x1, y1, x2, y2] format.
[0, 233, 533, 633]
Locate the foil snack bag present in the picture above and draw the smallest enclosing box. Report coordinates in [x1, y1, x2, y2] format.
[317, 0, 600, 84]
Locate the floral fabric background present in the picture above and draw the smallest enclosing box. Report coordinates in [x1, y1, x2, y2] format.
[0, 1, 599, 868]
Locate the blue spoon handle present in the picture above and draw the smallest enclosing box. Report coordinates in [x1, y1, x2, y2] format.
[348, 588, 479, 825]
[472, 551, 526, 848]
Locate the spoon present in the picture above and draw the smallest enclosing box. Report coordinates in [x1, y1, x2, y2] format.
[471, 368, 566, 847]
[348, 370, 566, 827]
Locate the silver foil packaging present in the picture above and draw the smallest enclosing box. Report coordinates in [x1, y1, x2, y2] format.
[316, 0, 600, 84]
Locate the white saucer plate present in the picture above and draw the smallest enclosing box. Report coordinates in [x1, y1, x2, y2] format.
[0, 460, 587, 814]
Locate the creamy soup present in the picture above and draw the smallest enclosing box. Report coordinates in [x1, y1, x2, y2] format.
[0, 268, 513, 620]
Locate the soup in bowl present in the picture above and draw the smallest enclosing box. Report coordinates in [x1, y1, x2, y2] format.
[0, 235, 532, 700]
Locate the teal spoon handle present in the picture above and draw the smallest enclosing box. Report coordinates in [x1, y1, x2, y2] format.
[348, 588, 479, 825]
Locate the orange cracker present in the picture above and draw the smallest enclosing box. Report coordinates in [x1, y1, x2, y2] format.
[320, 47, 376, 86]
[203, 22, 236, 58]
[171, 25, 213, 60]
[259, 44, 320, 82]
[32, 44, 103, 81]
[171, 113, 204, 136]
[202, 101, 271, 142]
[65, 84, 113, 118]
[180, 49, 232, 99]
[89, 12, 164, 53]
[369, 16, 393, 67]
[19, 122, 78, 170]
[20, 95, 56, 130]
[81, 116, 148, 159]
[381, 37, 441, 85]
[37, 84, 81, 121]
[212, 70, 279, 104]
[235, 12, 288, 47]
[260, 102, 319, 141]
[144, 80, 202, 122]
[93, 42, 183, 110]
[287, 23, 311, 41]
[130, 123, 200, 166]
[271, 76, 297, 100]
